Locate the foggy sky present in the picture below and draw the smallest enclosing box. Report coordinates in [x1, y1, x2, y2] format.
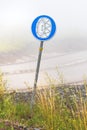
[0, 0, 87, 58]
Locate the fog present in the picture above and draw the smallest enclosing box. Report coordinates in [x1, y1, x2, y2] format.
[0, 0, 87, 88]
[0, 0, 87, 62]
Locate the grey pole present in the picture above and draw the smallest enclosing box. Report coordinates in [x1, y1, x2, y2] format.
[31, 41, 44, 108]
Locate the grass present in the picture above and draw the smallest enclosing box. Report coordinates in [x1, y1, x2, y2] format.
[0, 72, 87, 129]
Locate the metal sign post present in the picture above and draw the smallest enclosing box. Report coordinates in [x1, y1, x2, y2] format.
[31, 15, 56, 109]
[31, 41, 43, 107]
[34, 41, 43, 92]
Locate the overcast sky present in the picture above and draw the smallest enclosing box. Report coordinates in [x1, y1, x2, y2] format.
[0, 0, 87, 54]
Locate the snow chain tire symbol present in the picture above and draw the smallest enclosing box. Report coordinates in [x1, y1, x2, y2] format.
[31, 15, 56, 41]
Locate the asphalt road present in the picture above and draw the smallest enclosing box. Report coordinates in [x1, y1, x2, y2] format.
[0, 50, 87, 90]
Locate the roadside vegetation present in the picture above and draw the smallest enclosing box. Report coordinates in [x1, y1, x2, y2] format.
[0, 72, 87, 129]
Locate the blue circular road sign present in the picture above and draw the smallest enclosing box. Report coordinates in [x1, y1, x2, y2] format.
[31, 15, 56, 41]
